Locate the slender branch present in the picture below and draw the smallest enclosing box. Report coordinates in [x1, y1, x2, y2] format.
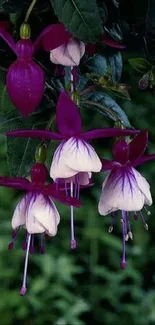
[25, 0, 38, 22]
[81, 100, 119, 121]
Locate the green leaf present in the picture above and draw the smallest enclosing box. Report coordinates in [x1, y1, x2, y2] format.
[87, 54, 108, 76]
[109, 52, 122, 82]
[128, 58, 151, 73]
[81, 91, 131, 127]
[50, 0, 103, 42]
[0, 110, 50, 177]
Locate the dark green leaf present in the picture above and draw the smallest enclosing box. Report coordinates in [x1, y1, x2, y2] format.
[128, 58, 151, 73]
[0, 109, 50, 177]
[0, 0, 50, 13]
[109, 52, 122, 82]
[81, 91, 131, 127]
[87, 54, 108, 76]
[50, 0, 102, 42]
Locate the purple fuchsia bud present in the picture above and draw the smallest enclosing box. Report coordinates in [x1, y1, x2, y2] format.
[50, 38, 85, 66]
[7, 38, 44, 117]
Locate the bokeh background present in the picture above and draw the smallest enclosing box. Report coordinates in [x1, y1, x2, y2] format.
[0, 0, 155, 324]
[0, 70, 155, 325]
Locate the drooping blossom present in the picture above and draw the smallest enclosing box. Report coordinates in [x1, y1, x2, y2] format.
[7, 91, 140, 248]
[50, 38, 85, 66]
[98, 131, 155, 268]
[0, 162, 80, 295]
[0, 23, 70, 116]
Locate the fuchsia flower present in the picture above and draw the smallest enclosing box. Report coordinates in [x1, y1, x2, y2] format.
[7, 91, 139, 248]
[0, 23, 70, 117]
[50, 38, 85, 66]
[0, 162, 80, 295]
[98, 131, 155, 268]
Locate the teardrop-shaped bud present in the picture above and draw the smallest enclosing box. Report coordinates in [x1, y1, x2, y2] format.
[113, 140, 129, 164]
[6, 40, 44, 117]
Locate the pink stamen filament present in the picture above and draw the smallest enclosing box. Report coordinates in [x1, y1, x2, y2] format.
[70, 181, 76, 249]
[20, 233, 31, 296]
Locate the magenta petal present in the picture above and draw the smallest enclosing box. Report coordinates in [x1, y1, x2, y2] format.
[6, 59, 44, 117]
[45, 184, 81, 208]
[83, 128, 140, 140]
[56, 91, 82, 136]
[101, 34, 126, 49]
[129, 130, 148, 162]
[0, 177, 31, 190]
[101, 159, 121, 171]
[6, 130, 63, 141]
[34, 23, 71, 53]
[0, 29, 16, 54]
[113, 140, 129, 164]
[132, 154, 155, 167]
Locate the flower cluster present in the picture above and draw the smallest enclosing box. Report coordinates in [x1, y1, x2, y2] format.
[0, 10, 155, 297]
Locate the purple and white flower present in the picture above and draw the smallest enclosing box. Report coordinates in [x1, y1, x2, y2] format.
[6, 91, 140, 250]
[98, 131, 155, 268]
[0, 162, 80, 295]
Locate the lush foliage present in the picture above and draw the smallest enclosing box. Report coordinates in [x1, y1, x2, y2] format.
[0, 0, 155, 324]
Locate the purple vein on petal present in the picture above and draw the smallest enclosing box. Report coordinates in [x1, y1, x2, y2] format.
[6, 130, 63, 141]
[83, 128, 140, 140]
[129, 130, 148, 162]
[56, 91, 82, 136]
[101, 159, 121, 171]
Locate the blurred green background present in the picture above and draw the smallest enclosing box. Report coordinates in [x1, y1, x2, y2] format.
[0, 62, 155, 325]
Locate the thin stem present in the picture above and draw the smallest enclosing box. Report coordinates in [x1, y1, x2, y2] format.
[20, 233, 31, 296]
[79, 85, 96, 96]
[70, 181, 76, 249]
[81, 100, 119, 121]
[25, 0, 38, 22]
[70, 67, 74, 93]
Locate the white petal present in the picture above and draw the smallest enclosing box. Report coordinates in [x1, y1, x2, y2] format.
[98, 168, 146, 215]
[30, 194, 60, 236]
[131, 168, 152, 206]
[50, 141, 78, 180]
[62, 137, 102, 173]
[67, 39, 85, 65]
[12, 196, 26, 229]
[63, 172, 92, 185]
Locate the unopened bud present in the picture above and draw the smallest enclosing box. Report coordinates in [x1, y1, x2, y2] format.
[128, 231, 133, 240]
[20, 23, 31, 39]
[35, 143, 47, 163]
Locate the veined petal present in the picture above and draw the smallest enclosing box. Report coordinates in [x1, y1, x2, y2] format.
[56, 91, 82, 136]
[12, 196, 27, 229]
[6, 130, 63, 140]
[83, 128, 140, 140]
[62, 137, 102, 173]
[129, 130, 148, 162]
[31, 194, 60, 236]
[50, 141, 78, 180]
[131, 168, 152, 206]
[98, 167, 146, 215]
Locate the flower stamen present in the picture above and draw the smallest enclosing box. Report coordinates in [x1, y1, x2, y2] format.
[20, 233, 31, 296]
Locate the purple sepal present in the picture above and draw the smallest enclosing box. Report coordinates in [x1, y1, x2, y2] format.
[132, 154, 155, 167]
[83, 128, 140, 140]
[101, 159, 121, 171]
[129, 130, 148, 162]
[6, 130, 63, 141]
[101, 34, 126, 49]
[45, 184, 81, 207]
[0, 177, 31, 190]
[34, 23, 71, 53]
[113, 140, 129, 164]
[56, 91, 82, 136]
[0, 29, 16, 54]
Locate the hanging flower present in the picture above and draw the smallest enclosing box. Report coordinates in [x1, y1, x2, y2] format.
[0, 23, 70, 116]
[50, 38, 85, 66]
[7, 91, 140, 248]
[98, 131, 155, 269]
[0, 162, 80, 295]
